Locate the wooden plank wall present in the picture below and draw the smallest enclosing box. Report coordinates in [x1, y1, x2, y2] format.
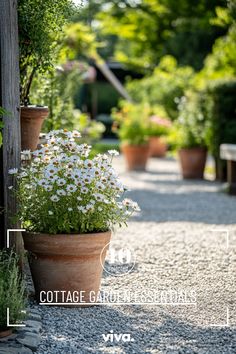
[0, 0, 22, 251]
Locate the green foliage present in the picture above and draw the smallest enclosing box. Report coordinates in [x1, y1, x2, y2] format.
[0, 251, 25, 330]
[170, 91, 210, 149]
[203, 79, 236, 157]
[97, 0, 228, 71]
[63, 22, 99, 60]
[91, 142, 120, 158]
[112, 102, 150, 146]
[18, 0, 75, 105]
[127, 56, 194, 120]
[30, 63, 86, 132]
[75, 113, 105, 143]
[15, 130, 139, 234]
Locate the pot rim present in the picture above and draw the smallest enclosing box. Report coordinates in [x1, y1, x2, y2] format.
[20, 105, 49, 111]
[22, 230, 111, 237]
[121, 143, 149, 148]
[178, 146, 207, 152]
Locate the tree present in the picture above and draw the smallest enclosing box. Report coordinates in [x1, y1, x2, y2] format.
[95, 0, 228, 71]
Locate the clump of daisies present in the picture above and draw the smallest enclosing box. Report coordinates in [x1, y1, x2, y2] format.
[10, 129, 140, 234]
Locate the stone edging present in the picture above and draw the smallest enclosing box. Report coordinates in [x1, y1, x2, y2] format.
[0, 308, 42, 353]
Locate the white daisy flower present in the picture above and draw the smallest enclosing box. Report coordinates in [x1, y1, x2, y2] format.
[57, 189, 66, 196]
[94, 193, 104, 202]
[47, 175, 58, 182]
[19, 171, 28, 178]
[38, 179, 48, 187]
[50, 195, 59, 202]
[85, 204, 94, 212]
[68, 207, 73, 212]
[48, 211, 53, 215]
[83, 175, 92, 184]
[44, 185, 53, 192]
[57, 178, 66, 186]
[72, 130, 81, 138]
[96, 182, 105, 190]
[77, 205, 86, 213]
[84, 159, 93, 168]
[66, 184, 77, 193]
[122, 198, 133, 206]
[108, 150, 119, 156]
[131, 202, 141, 212]
[77, 196, 83, 201]
[9, 168, 18, 174]
[81, 186, 89, 194]
[21, 150, 31, 161]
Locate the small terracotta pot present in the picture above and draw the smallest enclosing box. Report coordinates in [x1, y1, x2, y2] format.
[0, 329, 12, 338]
[178, 147, 207, 179]
[149, 137, 167, 157]
[20, 106, 49, 151]
[121, 144, 150, 171]
[22, 231, 111, 305]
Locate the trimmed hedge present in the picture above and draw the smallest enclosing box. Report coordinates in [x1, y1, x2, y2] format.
[205, 79, 236, 179]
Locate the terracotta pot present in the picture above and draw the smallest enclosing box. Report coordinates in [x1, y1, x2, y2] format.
[121, 144, 150, 171]
[22, 231, 111, 305]
[0, 329, 12, 338]
[178, 147, 207, 179]
[20, 106, 49, 151]
[149, 137, 167, 157]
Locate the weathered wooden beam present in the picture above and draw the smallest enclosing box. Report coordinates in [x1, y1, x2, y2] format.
[0, 0, 22, 251]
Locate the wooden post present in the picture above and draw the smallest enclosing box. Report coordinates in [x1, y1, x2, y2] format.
[227, 160, 236, 195]
[0, 0, 22, 251]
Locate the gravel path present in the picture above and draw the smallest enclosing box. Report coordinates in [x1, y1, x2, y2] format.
[35, 157, 236, 354]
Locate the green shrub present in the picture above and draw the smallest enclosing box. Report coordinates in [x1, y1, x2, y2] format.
[0, 251, 25, 330]
[18, 0, 75, 105]
[127, 56, 194, 120]
[30, 63, 85, 132]
[169, 91, 210, 149]
[112, 102, 150, 145]
[204, 79, 236, 157]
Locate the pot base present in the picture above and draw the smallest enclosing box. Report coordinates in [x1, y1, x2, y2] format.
[121, 144, 150, 171]
[179, 148, 207, 179]
[149, 137, 167, 157]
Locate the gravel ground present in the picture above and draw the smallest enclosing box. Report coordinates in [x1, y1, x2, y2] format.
[35, 156, 236, 354]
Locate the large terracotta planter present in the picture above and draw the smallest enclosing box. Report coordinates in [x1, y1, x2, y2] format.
[22, 231, 111, 305]
[149, 137, 167, 157]
[178, 147, 207, 179]
[20, 106, 49, 151]
[121, 144, 150, 171]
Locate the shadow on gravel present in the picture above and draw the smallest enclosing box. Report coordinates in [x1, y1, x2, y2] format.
[126, 188, 236, 225]
[71, 307, 235, 353]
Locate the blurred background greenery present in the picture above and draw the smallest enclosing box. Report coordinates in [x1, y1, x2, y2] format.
[18, 0, 236, 177]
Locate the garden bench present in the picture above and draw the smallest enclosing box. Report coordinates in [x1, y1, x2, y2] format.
[220, 144, 236, 195]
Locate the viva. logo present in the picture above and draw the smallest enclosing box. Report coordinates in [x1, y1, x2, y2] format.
[102, 330, 135, 343]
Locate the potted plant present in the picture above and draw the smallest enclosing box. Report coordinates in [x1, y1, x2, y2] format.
[171, 94, 209, 179]
[18, 0, 74, 151]
[11, 129, 139, 305]
[0, 251, 25, 338]
[148, 115, 171, 157]
[112, 102, 150, 171]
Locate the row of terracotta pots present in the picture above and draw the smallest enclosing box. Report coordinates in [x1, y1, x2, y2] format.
[122, 142, 207, 179]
